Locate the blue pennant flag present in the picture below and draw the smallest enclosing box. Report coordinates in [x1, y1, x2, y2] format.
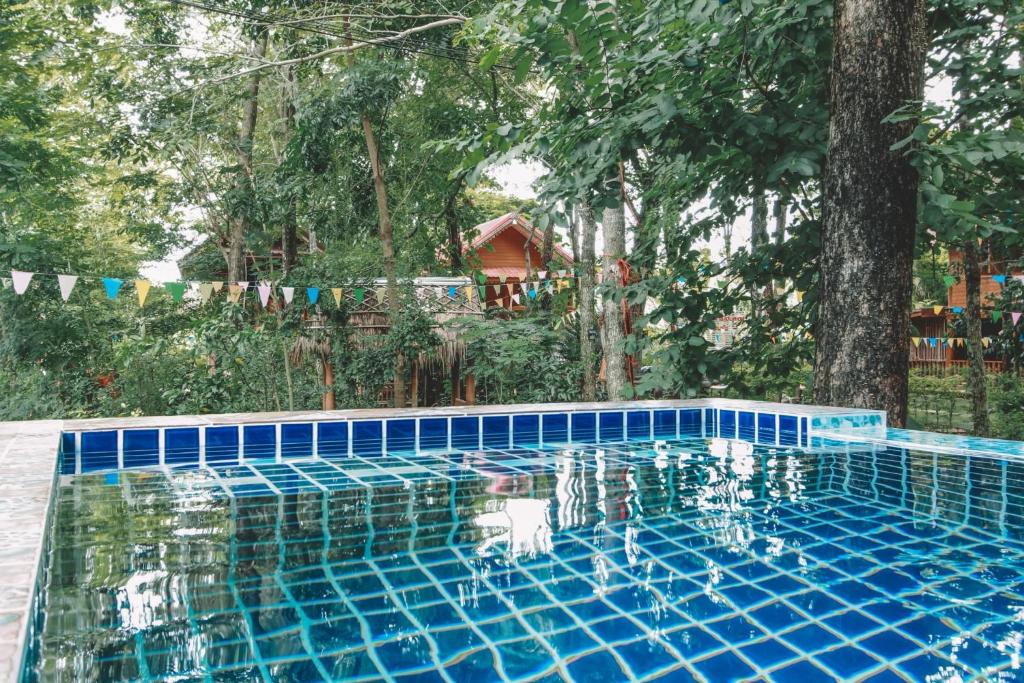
[448, 286, 457, 298]
[528, 287, 538, 300]
[993, 274, 1007, 285]
[928, 337, 937, 347]
[952, 306, 963, 314]
[307, 287, 320, 305]
[102, 277, 123, 300]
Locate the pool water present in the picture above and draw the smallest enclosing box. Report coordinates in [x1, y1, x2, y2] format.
[30, 438, 1024, 681]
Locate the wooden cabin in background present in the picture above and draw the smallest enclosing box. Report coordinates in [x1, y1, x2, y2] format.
[463, 212, 574, 309]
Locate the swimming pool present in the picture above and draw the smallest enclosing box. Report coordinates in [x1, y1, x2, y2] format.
[26, 411, 1024, 682]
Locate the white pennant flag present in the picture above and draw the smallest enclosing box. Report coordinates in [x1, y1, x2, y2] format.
[237, 281, 250, 291]
[10, 270, 33, 295]
[57, 274, 78, 301]
[281, 286, 295, 304]
[257, 284, 271, 307]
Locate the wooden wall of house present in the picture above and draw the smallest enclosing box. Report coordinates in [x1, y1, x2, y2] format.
[947, 248, 1021, 310]
[471, 227, 548, 273]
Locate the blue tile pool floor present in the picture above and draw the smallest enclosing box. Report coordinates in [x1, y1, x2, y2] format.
[30, 438, 1024, 681]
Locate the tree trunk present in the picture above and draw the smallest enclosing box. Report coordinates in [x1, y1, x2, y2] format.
[601, 202, 628, 399]
[812, 0, 926, 427]
[281, 65, 298, 277]
[444, 173, 465, 274]
[346, 20, 406, 408]
[362, 114, 406, 408]
[964, 238, 990, 436]
[578, 202, 598, 401]
[227, 33, 267, 283]
[750, 191, 769, 315]
[541, 217, 555, 269]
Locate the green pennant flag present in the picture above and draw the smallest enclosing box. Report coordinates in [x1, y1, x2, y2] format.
[992, 310, 1003, 322]
[478, 285, 487, 300]
[164, 282, 186, 302]
[943, 275, 957, 288]
[354, 287, 365, 304]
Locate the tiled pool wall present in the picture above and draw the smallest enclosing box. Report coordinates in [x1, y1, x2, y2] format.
[57, 401, 887, 475]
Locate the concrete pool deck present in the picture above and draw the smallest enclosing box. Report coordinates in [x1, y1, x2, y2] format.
[0, 398, 891, 681]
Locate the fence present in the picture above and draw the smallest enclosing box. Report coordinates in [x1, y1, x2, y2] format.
[909, 359, 1007, 377]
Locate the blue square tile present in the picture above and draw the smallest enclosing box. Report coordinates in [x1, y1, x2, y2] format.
[386, 419, 416, 453]
[800, 417, 809, 446]
[738, 412, 755, 441]
[815, 646, 880, 679]
[571, 412, 596, 442]
[206, 426, 240, 465]
[679, 409, 701, 437]
[626, 411, 651, 440]
[859, 631, 919, 660]
[316, 422, 347, 457]
[165, 428, 200, 467]
[512, 415, 540, 447]
[757, 413, 777, 443]
[60, 432, 76, 474]
[123, 429, 159, 468]
[780, 623, 841, 653]
[653, 410, 676, 438]
[692, 650, 756, 681]
[719, 410, 737, 439]
[451, 417, 479, 450]
[352, 421, 383, 456]
[779, 415, 798, 445]
[598, 411, 624, 442]
[245, 425, 277, 460]
[542, 413, 569, 443]
[482, 415, 510, 448]
[703, 408, 715, 435]
[739, 638, 799, 669]
[81, 430, 118, 472]
[281, 423, 313, 459]
[418, 418, 448, 451]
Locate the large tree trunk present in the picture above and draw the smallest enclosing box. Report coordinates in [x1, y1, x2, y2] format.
[812, 0, 926, 427]
[578, 202, 598, 401]
[362, 114, 407, 408]
[281, 65, 298, 277]
[750, 191, 769, 315]
[444, 174, 465, 274]
[601, 202, 629, 399]
[227, 33, 267, 283]
[963, 238, 990, 436]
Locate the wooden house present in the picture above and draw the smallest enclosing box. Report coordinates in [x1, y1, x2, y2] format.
[463, 212, 574, 309]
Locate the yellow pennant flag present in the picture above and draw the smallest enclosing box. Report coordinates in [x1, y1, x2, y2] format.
[332, 288, 342, 307]
[795, 291, 804, 302]
[911, 337, 921, 348]
[376, 287, 387, 304]
[212, 281, 225, 292]
[199, 282, 214, 303]
[933, 305, 944, 315]
[227, 283, 242, 303]
[135, 279, 151, 307]
[982, 337, 991, 348]
[464, 285, 474, 300]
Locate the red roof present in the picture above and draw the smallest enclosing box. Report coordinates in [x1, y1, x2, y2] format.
[465, 213, 574, 264]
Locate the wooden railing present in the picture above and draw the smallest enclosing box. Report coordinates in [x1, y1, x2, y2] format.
[910, 359, 1007, 376]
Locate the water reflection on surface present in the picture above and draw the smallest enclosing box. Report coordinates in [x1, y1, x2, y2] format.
[30, 440, 1024, 682]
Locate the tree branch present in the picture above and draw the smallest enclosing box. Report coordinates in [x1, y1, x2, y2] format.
[202, 17, 465, 85]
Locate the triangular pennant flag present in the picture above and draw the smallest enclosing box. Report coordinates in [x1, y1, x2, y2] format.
[212, 281, 224, 292]
[982, 337, 991, 348]
[498, 274, 507, 283]
[463, 285, 473, 301]
[951, 306, 963, 314]
[933, 305, 944, 315]
[102, 277, 123, 300]
[993, 274, 1007, 285]
[992, 310, 1003, 322]
[10, 270, 33, 295]
[492, 284, 501, 296]
[307, 287, 320, 305]
[281, 286, 295, 304]
[135, 279, 151, 307]
[911, 337, 920, 348]
[943, 275, 957, 288]
[795, 291, 804, 302]
[257, 284, 271, 307]
[448, 286, 457, 298]
[1012, 312, 1022, 325]
[164, 281, 185, 302]
[376, 287, 387, 304]
[528, 287, 537, 300]
[57, 274, 78, 302]
[332, 288, 342, 307]
[677, 276, 687, 285]
[227, 283, 243, 303]
[1016, 275, 1024, 284]
[512, 293, 521, 305]
[355, 287, 365, 304]
[546, 281, 555, 294]
[199, 282, 214, 303]
[928, 338, 937, 347]
[557, 270, 567, 278]
[478, 285, 487, 300]
[538, 270, 548, 279]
